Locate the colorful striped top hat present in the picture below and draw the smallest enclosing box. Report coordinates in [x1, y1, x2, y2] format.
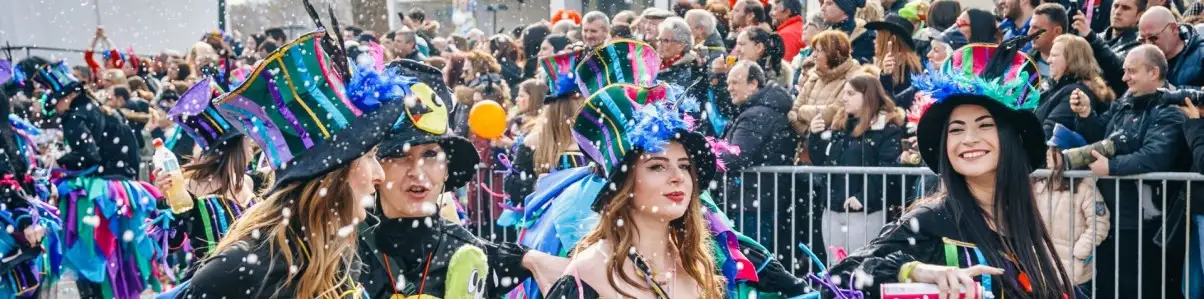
[912, 37, 1047, 173]
[539, 49, 585, 102]
[30, 61, 82, 99]
[169, 77, 242, 152]
[574, 39, 661, 97]
[375, 59, 481, 190]
[215, 30, 408, 188]
[573, 84, 726, 212]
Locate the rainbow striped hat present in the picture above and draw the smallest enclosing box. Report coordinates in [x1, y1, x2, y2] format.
[574, 39, 661, 97]
[215, 30, 407, 187]
[539, 49, 585, 101]
[169, 77, 240, 152]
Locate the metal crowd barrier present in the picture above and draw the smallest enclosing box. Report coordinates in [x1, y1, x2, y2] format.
[464, 165, 1204, 299]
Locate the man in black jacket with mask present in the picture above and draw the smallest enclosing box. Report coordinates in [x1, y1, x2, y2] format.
[1069, 44, 1189, 299]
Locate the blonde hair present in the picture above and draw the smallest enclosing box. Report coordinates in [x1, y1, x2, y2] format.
[210, 165, 362, 298]
[857, 1, 885, 22]
[574, 152, 724, 298]
[528, 96, 582, 174]
[1053, 35, 1116, 104]
[874, 32, 923, 86]
[102, 69, 127, 86]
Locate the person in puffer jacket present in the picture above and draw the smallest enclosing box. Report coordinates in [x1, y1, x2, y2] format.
[1036, 145, 1111, 289]
[806, 75, 903, 263]
[790, 30, 869, 132]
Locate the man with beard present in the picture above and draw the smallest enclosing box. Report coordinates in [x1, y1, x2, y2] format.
[729, 0, 767, 48]
[998, 0, 1041, 52]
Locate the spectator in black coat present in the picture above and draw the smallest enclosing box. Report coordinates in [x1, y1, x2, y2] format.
[806, 74, 903, 264]
[1100, 0, 1142, 58]
[1068, 45, 1190, 299]
[822, 0, 877, 64]
[1037, 34, 1117, 139]
[722, 61, 805, 273]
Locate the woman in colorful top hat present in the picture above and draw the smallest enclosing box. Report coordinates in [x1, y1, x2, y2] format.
[823, 37, 1074, 299]
[175, 30, 395, 298]
[508, 40, 811, 299]
[0, 86, 60, 298]
[501, 50, 589, 207]
[150, 77, 256, 264]
[358, 59, 568, 299]
[31, 61, 167, 299]
[542, 85, 726, 299]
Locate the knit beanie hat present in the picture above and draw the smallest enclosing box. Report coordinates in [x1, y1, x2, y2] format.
[834, 0, 866, 18]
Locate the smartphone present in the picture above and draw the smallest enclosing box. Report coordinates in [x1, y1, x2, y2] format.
[1068, 0, 1081, 19]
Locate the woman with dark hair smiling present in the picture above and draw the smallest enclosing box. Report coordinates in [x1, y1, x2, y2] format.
[824, 39, 1074, 298]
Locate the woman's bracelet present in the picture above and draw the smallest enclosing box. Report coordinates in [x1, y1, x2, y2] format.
[898, 261, 921, 283]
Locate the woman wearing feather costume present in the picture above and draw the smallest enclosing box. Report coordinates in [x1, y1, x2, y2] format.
[509, 40, 811, 299]
[821, 35, 1076, 299]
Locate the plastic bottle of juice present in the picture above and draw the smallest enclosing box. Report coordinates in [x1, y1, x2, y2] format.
[152, 138, 193, 213]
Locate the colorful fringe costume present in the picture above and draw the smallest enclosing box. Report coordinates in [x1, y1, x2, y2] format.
[0, 113, 65, 298]
[54, 171, 172, 298]
[30, 61, 171, 299]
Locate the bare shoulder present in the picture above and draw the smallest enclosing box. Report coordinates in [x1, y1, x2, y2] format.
[565, 242, 616, 294]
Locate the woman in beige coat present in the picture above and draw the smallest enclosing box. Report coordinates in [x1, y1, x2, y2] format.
[1037, 148, 1111, 286]
[789, 30, 869, 139]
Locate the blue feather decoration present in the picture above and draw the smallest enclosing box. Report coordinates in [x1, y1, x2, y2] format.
[627, 101, 689, 154]
[345, 65, 417, 112]
[1047, 123, 1087, 149]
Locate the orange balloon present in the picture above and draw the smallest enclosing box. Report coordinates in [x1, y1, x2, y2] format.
[468, 100, 507, 139]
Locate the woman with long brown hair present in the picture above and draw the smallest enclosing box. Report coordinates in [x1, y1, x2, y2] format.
[174, 31, 398, 298]
[502, 54, 587, 211]
[152, 78, 257, 265]
[543, 86, 725, 298]
[868, 15, 925, 106]
[807, 75, 904, 264]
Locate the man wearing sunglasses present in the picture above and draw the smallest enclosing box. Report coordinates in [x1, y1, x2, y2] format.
[1075, 7, 1204, 91]
[1136, 6, 1204, 89]
[1073, 6, 1204, 95]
